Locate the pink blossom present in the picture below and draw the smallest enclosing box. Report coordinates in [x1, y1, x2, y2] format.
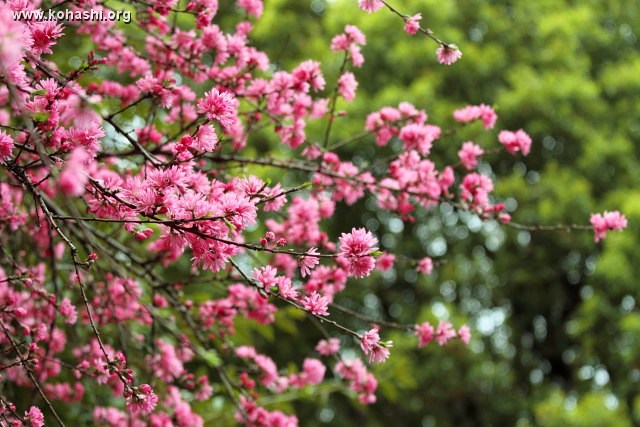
[349, 44, 365, 67]
[498, 129, 532, 156]
[147, 339, 186, 381]
[0, 8, 32, 70]
[590, 210, 628, 242]
[415, 322, 434, 347]
[496, 212, 511, 223]
[59, 147, 91, 196]
[194, 124, 219, 152]
[338, 72, 358, 101]
[195, 376, 214, 401]
[376, 252, 396, 271]
[62, 126, 105, 156]
[458, 325, 471, 344]
[94, 407, 128, 425]
[237, 0, 264, 18]
[460, 173, 494, 211]
[253, 265, 278, 288]
[0, 0, 622, 422]
[416, 257, 433, 275]
[301, 291, 330, 316]
[360, 328, 391, 364]
[358, 0, 384, 13]
[302, 144, 322, 159]
[300, 247, 320, 278]
[453, 104, 498, 130]
[331, 26, 367, 67]
[458, 141, 484, 170]
[435, 321, 457, 345]
[301, 358, 326, 385]
[399, 123, 441, 156]
[345, 25, 367, 45]
[439, 166, 455, 193]
[276, 276, 299, 300]
[436, 44, 462, 65]
[197, 88, 238, 128]
[237, 396, 299, 427]
[292, 60, 326, 92]
[360, 329, 381, 353]
[225, 284, 277, 325]
[331, 34, 350, 52]
[335, 359, 378, 404]
[59, 297, 78, 324]
[236, 346, 257, 359]
[30, 21, 64, 56]
[304, 265, 347, 302]
[25, 406, 45, 427]
[367, 344, 391, 364]
[254, 354, 279, 387]
[125, 384, 158, 415]
[0, 131, 14, 162]
[315, 338, 340, 355]
[404, 14, 422, 35]
[339, 228, 378, 278]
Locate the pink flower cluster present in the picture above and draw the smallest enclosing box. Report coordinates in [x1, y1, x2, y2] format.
[315, 338, 341, 355]
[415, 321, 471, 347]
[404, 14, 422, 35]
[338, 71, 359, 101]
[199, 283, 277, 335]
[125, 384, 158, 415]
[236, 346, 326, 392]
[358, 0, 384, 14]
[458, 141, 485, 170]
[416, 256, 434, 275]
[453, 104, 498, 129]
[339, 228, 379, 278]
[238, 396, 299, 427]
[590, 211, 628, 242]
[365, 102, 428, 146]
[335, 358, 378, 404]
[498, 129, 532, 156]
[360, 328, 391, 364]
[331, 25, 367, 67]
[437, 45, 463, 65]
[0, 130, 14, 162]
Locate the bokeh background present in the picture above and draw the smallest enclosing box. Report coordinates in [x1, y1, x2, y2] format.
[46, 0, 640, 425]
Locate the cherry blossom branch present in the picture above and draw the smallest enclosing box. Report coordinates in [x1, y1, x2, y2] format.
[380, 0, 454, 48]
[322, 51, 350, 150]
[156, 287, 250, 422]
[330, 303, 412, 331]
[103, 116, 162, 166]
[49, 199, 252, 419]
[59, 218, 251, 421]
[0, 321, 66, 427]
[208, 154, 598, 234]
[30, 59, 163, 167]
[505, 222, 593, 232]
[229, 258, 363, 339]
[5, 164, 143, 400]
[105, 94, 152, 120]
[0, 397, 24, 425]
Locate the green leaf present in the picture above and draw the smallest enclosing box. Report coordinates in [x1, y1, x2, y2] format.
[200, 349, 222, 368]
